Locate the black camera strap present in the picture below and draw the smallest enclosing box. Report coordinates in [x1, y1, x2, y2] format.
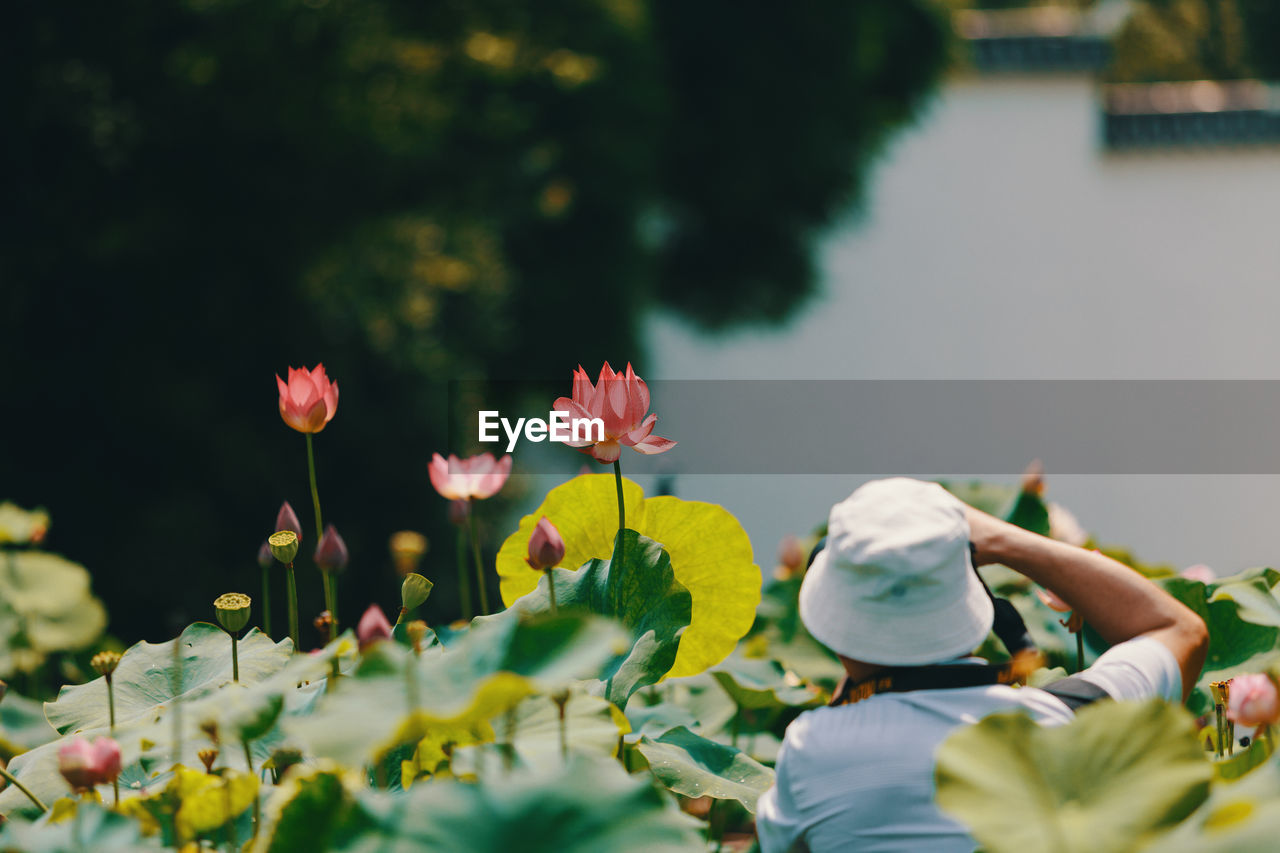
[829, 666, 1110, 711]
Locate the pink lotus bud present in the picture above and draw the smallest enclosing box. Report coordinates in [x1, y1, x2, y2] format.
[777, 536, 805, 571]
[1035, 587, 1072, 613]
[276, 364, 339, 434]
[257, 539, 273, 570]
[275, 502, 304, 543]
[58, 736, 121, 792]
[1227, 674, 1280, 727]
[357, 605, 393, 650]
[1181, 564, 1216, 584]
[526, 517, 566, 571]
[314, 525, 348, 573]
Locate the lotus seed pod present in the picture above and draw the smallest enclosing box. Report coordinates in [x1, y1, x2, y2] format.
[214, 593, 252, 634]
[401, 573, 434, 612]
[405, 620, 428, 649]
[91, 650, 122, 678]
[390, 530, 428, 576]
[198, 748, 219, 773]
[268, 530, 299, 564]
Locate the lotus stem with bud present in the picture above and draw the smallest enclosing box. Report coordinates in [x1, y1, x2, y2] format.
[429, 453, 512, 619]
[91, 650, 123, 804]
[526, 517, 566, 615]
[398, 573, 433, 625]
[214, 593, 252, 682]
[269, 531, 301, 652]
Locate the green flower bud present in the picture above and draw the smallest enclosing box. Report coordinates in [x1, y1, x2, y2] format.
[401, 573, 434, 612]
[214, 593, 252, 634]
[268, 530, 299, 564]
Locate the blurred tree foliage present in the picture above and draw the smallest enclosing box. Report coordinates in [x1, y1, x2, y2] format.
[1, 0, 948, 645]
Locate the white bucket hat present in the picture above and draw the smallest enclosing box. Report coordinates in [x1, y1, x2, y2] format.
[799, 478, 994, 666]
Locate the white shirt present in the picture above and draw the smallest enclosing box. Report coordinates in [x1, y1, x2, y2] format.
[755, 636, 1182, 853]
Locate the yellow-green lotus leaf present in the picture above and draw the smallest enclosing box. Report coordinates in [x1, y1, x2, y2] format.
[496, 475, 760, 678]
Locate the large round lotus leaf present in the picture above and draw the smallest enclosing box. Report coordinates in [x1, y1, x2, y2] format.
[934, 699, 1211, 853]
[45, 622, 292, 735]
[345, 755, 704, 852]
[633, 725, 776, 813]
[496, 474, 760, 678]
[1143, 755, 1280, 851]
[0, 803, 143, 852]
[0, 551, 106, 655]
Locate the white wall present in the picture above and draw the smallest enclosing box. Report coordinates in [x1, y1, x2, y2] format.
[642, 75, 1280, 575]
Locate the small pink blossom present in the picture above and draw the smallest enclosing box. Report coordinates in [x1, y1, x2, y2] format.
[1227, 674, 1280, 727]
[357, 604, 393, 650]
[428, 453, 512, 501]
[276, 364, 339, 434]
[1181, 564, 1216, 584]
[526, 517, 566, 572]
[58, 736, 121, 792]
[552, 362, 675, 464]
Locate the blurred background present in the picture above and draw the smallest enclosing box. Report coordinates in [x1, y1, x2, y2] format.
[3, 0, 1279, 690]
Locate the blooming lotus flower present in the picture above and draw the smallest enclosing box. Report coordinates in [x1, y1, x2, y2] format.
[553, 362, 675, 464]
[276, 364, 339, 434]
[275, 501, 304, 543]
[526, 517, 565, 571]
[58, 736, 121, 792]
[1227, 674, 1280, 727]
[1181, 564, 1216, 584]
[357, 604, 393, 650]
[314, 525, 349, 573]
[428, 453, 512, 501]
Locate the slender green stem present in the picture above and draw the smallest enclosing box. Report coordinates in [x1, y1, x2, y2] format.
[545, 569, 557, 615]
[285, 564, 300, 653]
[556, 697, 568, 763]
[231, 633, 240, 683]
[171, 638, 184, 771]
[612, 459, 625, 532]
[260, 566, 273, 638]
[113, 778, 119, 808]
[1216, 703, 1225, 758]
[106, 676, 116, 732]
[322, 572, 338, 643]
[456, 524, 473, 620]
[468, 503, 489, 616]
[0, 764, 48, 813]
[1075, 631, 1084, 674]
[244, 739, 261, 840]
[304, 433, 324, 539]
[396, 606, 408, 626]
[503, 707, 517, 773]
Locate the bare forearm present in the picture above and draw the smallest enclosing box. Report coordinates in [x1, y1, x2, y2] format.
[971, 512, 1207, 698]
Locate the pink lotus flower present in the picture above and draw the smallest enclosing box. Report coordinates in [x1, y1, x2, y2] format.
[58, 736, 121, 792]
[526, 517, 566, 571]
[276, 364, 339, 434]
[553, 362, 675, 464]
[1227, 673, 1280, 727]
[357, 604, 393, 650]
[314, 525, 349, 573]
[1181, 564, 1216, 584]
[276, 501, 304, 542]
[428, 453, 512, 501]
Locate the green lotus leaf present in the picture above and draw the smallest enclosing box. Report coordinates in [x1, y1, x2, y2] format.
[1143, 755, 1280, 851]
[495, 474, 760, 679]
[254, 765, 370, 853]
[709, 653, 823, 711]
[506, 530, 692, 707]
[449, 689, 629, 777]
[0, 551, 106, 665]
[288, 613, 628, 766]
[0, 692, 57, 759]
[1159, 575, 1280, 716]
[632, 725, 776, 813]
[44, 623, 292, 736]
[0, 802, 143, 852]
[344, 755, 704, 852]
[934, 699, 1211, 853]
